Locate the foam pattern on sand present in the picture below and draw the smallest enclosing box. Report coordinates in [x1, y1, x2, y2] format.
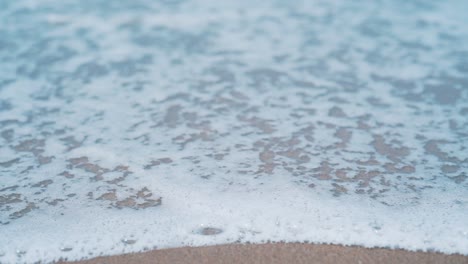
[1, 0, 467, 262]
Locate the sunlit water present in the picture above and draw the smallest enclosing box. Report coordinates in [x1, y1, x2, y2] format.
[0, 0, 467, 263]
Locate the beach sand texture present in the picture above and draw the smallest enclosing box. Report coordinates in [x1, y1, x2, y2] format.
[60, 243, 468, 264]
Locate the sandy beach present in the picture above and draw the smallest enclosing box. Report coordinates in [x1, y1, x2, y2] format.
[59, 243, 468, 264]
[2, 1, 468, 263]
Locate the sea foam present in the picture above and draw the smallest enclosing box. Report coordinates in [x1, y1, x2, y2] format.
[0, 0, 467, 263]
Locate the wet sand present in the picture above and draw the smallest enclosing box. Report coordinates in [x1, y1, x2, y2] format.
[59, 243, 468, 264]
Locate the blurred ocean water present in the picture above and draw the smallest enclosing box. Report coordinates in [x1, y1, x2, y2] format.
[0, 0, 467, 262]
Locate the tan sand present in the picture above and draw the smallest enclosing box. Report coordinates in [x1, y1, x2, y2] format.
[59, 243, 468, 264]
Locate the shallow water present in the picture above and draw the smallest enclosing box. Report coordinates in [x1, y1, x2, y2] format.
[0, 0, 467, 263]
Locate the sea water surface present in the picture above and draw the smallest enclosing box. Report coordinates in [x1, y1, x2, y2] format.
[0, 0, 467, 263]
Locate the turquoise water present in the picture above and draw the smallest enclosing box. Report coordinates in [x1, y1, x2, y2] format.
[0, 0, 467, 262]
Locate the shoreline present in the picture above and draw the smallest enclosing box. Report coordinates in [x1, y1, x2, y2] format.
[58, 243, 468, 264]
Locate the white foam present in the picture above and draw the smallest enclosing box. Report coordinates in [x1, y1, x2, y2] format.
[0, 0, 467, 263]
